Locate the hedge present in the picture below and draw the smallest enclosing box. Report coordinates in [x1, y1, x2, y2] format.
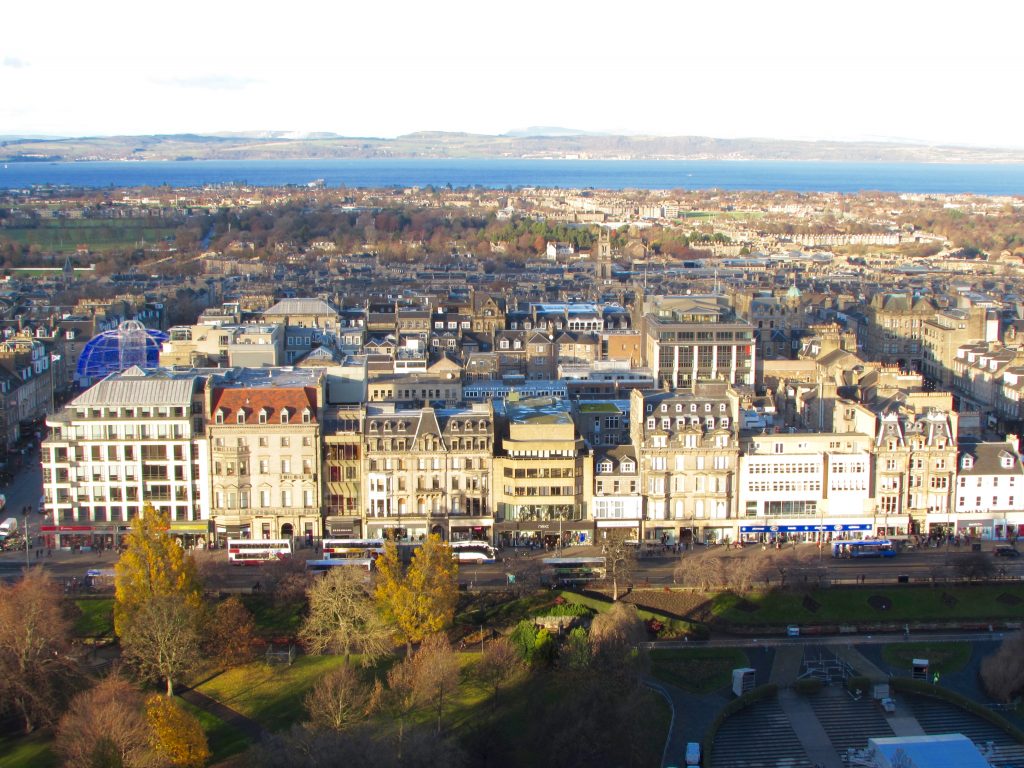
[702, 683, 779, 765]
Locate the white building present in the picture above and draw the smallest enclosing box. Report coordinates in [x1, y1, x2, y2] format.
[41, 366, 211, 550]
[955, 437, 1024, 540]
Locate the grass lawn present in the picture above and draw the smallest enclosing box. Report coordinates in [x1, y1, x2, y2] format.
[0, 221, 180, 253]
[72, 597, 114, 638]
[238, 594, 305, 638]
[711, 585, 1024, 626]
[195, 655, 349, 732]
[557, 590, 702, 637]
[651, 647, 749, 694]
[0, 729, 58, 768]
[881, 642, 971, 676]
[176, 697, 250, 764]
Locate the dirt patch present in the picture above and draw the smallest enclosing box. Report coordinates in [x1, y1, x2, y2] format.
[997, 592, 1022, 606]
[940, 592, 958, 609]
[867, 595, 892, 611]
[802, 595, 821, 613]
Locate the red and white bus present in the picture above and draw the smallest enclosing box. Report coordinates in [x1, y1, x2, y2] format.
[227, 538, 292, 565]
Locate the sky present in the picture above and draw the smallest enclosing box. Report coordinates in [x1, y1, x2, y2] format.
[2, 0, 1022, 148]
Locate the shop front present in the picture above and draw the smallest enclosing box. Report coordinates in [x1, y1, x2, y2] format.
[170, 521, 211, 551]
[739, 522, 874, 545]
[365, 518, 428, 543]
[324, 515, 362, 539]
[495, 520, 594, 550]
[449, 519, 492, 543]
[595, 519, 641, 544]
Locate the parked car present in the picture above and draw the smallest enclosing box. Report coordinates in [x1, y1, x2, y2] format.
[685, 742, 702, 766]
[994, 546, 1021, 558]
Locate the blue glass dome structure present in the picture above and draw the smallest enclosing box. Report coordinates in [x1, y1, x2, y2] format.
[75, 320, 169, 386]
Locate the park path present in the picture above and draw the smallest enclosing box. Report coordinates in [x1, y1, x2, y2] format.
[177, 685, 268, 742]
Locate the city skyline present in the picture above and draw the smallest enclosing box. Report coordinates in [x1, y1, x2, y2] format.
[3, 0, 1023, 149]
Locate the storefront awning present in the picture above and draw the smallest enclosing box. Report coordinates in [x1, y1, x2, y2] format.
[170, 522, 211, 533]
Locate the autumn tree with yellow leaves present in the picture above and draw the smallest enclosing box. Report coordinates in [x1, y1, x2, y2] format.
[146, 694, 210, 768]
[374, 534, 459, 651]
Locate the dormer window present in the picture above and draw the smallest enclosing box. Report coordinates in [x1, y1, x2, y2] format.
[598, 460, 613, 473]
[258, 409, 268, 425]
[302, 408, 311, 424]
[675, 403, 682, 412]
[280, 409, 290, 424]
[719, 403, 727, 412]
[478, 420, 487, 431]
[236, 410, 246, 425]
[961, 455, 974, 470]
[215, 409, 225, 425]
[620, 460, 635, 473]
[647, 417, 655, 430]
[661, 404, 668, 412]
[704, 403, 711, 412]
[1001, 452, 1014, 469]
[690, 404, 697, 413]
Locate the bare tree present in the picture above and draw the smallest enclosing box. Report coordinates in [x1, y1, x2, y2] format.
[411, 633, 461, 736]
[0, 568, 82, 732]
[600, 531, 635, 601]
[56, 675, 155, 768]
[590, 602, 646, 674]
[299, 566, 391, 665]
[476, 636, 522, 705]
[305, 664, 371, 731]
[121, 594, 204, 696]
[981, 632, 1024, 702]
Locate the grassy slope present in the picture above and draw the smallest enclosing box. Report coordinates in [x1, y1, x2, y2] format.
[0, 730, 58, 768]
[651, 647, 749, 694]
[711, 585, 1024, 626]
[880, 642, 972, 676]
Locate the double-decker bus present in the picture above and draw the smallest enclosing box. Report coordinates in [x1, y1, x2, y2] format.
[450, 540, 497, 564]
[541, 556, 607, 587]
[831, 539, 897, 559]
[227, 538, 292, 565]
[306, 538, 386, 571]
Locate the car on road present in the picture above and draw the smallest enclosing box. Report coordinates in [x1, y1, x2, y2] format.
[993, 545, 1021, 558]
[787, 625, 800, 637]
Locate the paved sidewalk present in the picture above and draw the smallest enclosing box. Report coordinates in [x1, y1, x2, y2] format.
[777, 689, 843, 768]
[177, 686, 268, 743]
[770, 645, 803, 685]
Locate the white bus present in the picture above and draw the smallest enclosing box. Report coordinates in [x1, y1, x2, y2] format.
[307, 538, 386, 571]
[450, 540, 497, 564]
[227, 538, 292, 565]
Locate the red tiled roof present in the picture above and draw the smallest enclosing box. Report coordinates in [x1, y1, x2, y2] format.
[210, 387, 318, 423]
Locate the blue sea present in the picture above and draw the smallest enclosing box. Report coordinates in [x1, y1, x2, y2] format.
[2, 158, 1024, 194]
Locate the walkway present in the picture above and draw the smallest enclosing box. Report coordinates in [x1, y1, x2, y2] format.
[777, 689, 843, 768]
[177, 686, 268, 742]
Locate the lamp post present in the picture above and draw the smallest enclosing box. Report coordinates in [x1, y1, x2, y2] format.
[23, 505, 30, 568]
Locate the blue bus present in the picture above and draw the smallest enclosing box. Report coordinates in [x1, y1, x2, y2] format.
[831, 539, 897, 558]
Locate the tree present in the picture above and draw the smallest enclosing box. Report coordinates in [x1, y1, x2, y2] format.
[305, 664, 371, 732]
[981, 632, 1024, 702]
[371, 655, 419, 761]
[115, 503, 202, 637]
[600, 530, 635, 601]
[121, 594, 204, 697]
[206, 596, 257, 668]
[56, 676, 154, 768]
[589, 602, 646, 677]
[375, 535, 459, 650]
[562, 626, 592, 671]
[411, 634, 461, 736]
[0, 568, 82, 733]
[146, 694, 210, 767]
[477, 636, 522, 705]
[299, 566, 391, 665]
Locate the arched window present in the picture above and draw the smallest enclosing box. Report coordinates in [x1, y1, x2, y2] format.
[280, 409, 290, 424]
[236, 410, 246, 425]
[258, 409, 268, 425]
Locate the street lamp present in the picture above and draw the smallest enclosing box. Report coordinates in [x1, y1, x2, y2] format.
[23, 505, 30, 568]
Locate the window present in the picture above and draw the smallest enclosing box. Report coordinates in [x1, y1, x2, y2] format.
[302, 409, 311, 424]
[281, 459, 291, 474]
[258, 409, 268, 425]
[281, 437, 290, 448]
[259, 436, 268, 447]
[280, 410, 290, 424]
[236, 411, 246, 424]
[215, 409, 224, 424]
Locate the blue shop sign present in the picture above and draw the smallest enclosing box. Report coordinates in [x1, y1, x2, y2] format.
[740, 523, 873, 533]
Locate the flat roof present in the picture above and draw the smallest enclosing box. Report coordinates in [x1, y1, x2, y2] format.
[867, 734, 991, 768]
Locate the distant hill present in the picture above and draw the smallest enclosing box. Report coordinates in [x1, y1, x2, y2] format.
[2, 131, 1024, 164]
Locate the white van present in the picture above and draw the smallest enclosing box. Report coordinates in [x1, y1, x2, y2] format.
[685, 742, 702, 766]
[0, 517, 17, 536]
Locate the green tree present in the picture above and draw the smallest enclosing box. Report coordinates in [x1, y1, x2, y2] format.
[299, 566, 391, 665]
[375, 535, 458, 650]
[114, 504, 202, 637]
